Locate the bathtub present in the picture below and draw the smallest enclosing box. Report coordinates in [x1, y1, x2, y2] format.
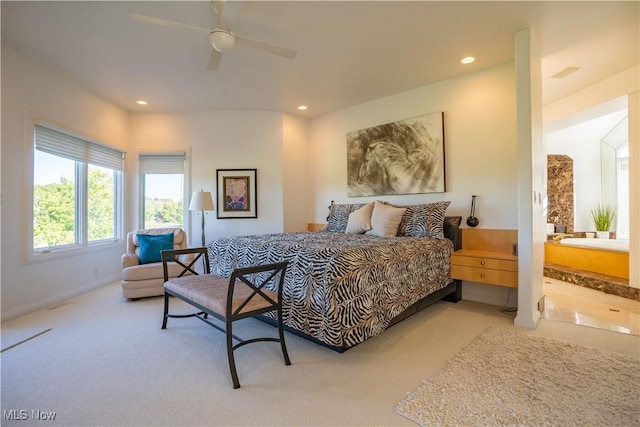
[545, 238, 629, 280]
[558, 237, 629, 253]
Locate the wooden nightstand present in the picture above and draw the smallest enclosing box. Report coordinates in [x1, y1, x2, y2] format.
[451, 229, 518, 288]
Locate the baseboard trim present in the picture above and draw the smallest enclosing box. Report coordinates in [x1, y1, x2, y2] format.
[462, 281, 515, 308]
[1, 275, 119, 322]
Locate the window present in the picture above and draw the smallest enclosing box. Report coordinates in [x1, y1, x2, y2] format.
[33, 124, 124, 252]
[139, 153, 185, 229]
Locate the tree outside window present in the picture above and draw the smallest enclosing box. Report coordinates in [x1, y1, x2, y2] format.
[32, 124, 123, 252]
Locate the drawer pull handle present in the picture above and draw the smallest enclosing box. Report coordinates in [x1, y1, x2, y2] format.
[480, 261, 486, 265]
[480, 273, 486, 278]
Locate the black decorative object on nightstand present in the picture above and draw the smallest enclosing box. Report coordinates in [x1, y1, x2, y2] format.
[466, 195, 479, 227]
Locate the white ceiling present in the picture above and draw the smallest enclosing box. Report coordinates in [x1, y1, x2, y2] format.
[2, 1, 638, 118]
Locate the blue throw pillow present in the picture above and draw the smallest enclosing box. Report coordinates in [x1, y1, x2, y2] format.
[137, 233, 174, 264]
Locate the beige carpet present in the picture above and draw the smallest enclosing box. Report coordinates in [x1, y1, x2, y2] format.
[2, 281, 639, 426]
[396, 326, 640, 426]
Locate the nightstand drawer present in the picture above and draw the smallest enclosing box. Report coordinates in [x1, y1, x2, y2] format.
[451, 255, 517, 272]
[451, 265, 518, 288]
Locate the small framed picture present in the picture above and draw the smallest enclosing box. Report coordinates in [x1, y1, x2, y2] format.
[216, 169, 257, 219]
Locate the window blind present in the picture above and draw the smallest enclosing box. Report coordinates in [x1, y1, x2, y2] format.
[139, 153, 185, 174]
[34, 124, 125, 171]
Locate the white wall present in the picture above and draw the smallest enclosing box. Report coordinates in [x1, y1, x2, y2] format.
[282, 114, 309, 232]
[1, 43, 130, 320]
[129, 110, 295, 245]
[307, 63, 519, 305]
[309, 63, 518, 226]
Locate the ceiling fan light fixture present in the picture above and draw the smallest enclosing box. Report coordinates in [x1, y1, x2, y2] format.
[209, 29, 235, 52]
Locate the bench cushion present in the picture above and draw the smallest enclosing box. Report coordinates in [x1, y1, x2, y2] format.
[164, 275, 278, 317]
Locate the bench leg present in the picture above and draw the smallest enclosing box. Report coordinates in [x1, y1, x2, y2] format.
[278, 309, 291, 366]
[226, 318, 241, 389]
[162, 292, 170, 329]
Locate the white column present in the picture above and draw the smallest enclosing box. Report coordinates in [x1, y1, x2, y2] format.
[514, 29, 544, 329]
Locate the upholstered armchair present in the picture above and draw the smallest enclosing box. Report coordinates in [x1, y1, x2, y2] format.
[121, 227, 190, 299]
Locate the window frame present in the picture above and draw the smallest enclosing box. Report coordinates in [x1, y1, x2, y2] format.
[27, 122, 125, 263]
[138, 152, 187, 230]
[616, 148, 629, 239]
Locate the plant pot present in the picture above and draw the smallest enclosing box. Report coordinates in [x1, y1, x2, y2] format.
[596, 231, 610, 239]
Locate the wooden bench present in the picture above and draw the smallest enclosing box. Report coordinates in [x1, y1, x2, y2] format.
[161, 247, 291, 389]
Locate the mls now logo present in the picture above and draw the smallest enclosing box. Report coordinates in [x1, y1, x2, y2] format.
[3, 409, 28, 420]
[3, 409, 57, 421]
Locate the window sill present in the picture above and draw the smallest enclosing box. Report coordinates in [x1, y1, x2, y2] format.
[28, 240, 124, 264]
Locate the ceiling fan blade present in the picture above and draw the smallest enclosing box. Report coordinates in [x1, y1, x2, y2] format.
[211, 0, 225, 27]
[206, 49, 222, 71]
[212, 0, 244, 29]
[235, 34, 297, 59]
[131, 14, 209, 34]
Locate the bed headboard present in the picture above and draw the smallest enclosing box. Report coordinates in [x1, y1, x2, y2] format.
[444, 216, 462, 251]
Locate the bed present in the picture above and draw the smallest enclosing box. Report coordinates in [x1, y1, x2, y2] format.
[207, 201, 461, 352]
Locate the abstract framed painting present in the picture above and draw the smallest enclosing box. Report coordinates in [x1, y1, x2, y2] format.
[346, 112, 446, 197]
[216, 169, 257, 218]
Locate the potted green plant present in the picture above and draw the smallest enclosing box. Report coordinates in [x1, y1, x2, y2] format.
[590, 204, 616, 239]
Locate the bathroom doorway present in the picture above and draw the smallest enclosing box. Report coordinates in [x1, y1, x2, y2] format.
[544, 97, 634, 334]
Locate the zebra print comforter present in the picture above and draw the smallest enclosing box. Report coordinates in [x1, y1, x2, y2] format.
[208, 231, 453, 349]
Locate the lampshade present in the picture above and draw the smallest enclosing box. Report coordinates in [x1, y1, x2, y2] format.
[209, 30, 235, 53]
[189, 191, 214, 211]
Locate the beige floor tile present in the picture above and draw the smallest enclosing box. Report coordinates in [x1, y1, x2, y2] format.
[543, 276, 640, 336]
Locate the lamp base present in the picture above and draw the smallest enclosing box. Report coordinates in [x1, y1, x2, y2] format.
[200, 210, 206, 247]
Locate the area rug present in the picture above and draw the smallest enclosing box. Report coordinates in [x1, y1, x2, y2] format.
[396, 327, 639, 426]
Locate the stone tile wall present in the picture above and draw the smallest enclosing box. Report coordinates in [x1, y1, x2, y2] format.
[547, 154, 574, 233]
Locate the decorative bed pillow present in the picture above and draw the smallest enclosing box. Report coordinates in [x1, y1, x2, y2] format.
[326, 202, 366, 232]
[365, 201, 407, 237]
[423, 201, 451, 238]
[137, 233, 174, 264]
[345, 202, 374, 234]
[397, 201, 451, 238]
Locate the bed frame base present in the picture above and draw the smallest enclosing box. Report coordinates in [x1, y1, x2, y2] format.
[388, 279, 461, 327]
[257, 279, 461, 353]
[257, 316, 348, 353]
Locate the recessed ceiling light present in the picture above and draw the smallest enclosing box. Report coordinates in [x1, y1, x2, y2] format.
[461, 56, 475, 64]
[136, 100, 148, 105]
[297, 105, 308, 111]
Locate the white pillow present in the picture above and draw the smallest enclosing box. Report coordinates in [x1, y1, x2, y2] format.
[345, 202, 374, 234]
[365, 201, 407, 237]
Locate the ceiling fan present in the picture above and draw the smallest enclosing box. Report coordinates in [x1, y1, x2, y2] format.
[131, 0, 297, 71]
